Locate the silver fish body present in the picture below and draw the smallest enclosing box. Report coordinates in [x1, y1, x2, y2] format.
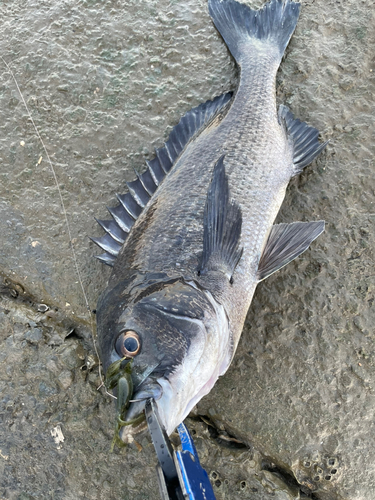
[95, 0, 327, 440]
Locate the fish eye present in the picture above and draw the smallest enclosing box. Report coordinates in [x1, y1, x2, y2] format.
[115, 330, 141, 358]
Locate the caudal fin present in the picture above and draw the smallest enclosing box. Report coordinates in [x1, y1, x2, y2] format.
[208, 0, 300, 63]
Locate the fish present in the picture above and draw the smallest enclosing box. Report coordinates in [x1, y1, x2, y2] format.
[93, 0, 328, 444]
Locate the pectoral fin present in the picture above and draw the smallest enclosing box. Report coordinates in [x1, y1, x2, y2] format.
[199, 155, 243, 282]
[257, 221, 325, 281]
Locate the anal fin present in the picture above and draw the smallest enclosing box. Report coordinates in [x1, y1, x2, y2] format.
[279, 105, 329, 176]
[257, 221, 325, 281]
[199, 155, 243, 282]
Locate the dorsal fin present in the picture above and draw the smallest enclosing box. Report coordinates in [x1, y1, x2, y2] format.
[92, 92, 233, 265]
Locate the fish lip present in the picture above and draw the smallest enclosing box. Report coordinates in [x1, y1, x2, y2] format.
[104, 357, 163, 443]
[118, 378, 163, 443]
[131, 377, 163, 404]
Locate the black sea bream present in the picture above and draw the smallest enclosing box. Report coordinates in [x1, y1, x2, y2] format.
[94, 0, 327, 443]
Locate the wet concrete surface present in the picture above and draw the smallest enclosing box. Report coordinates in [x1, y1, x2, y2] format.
[0, 0, 374, 499]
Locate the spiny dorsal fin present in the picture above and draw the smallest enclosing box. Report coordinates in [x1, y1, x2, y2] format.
[279, 105, 329, 176]
[199, 155, 243, 282]
[92, 92, 233, 266]
[257, 221, 325, 281]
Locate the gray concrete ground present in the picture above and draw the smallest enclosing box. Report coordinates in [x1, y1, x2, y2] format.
[0, 0, 374, 499]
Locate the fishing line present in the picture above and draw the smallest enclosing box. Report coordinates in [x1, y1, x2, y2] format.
[1, 56, 116, 401]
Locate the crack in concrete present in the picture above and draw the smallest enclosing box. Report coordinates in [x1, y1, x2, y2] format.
[196, 413, 326, 499]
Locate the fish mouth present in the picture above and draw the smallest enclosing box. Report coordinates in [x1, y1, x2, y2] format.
[105, 357, 163, 445]
[110, 365, 223, 444]
[118, 381, 164, 444]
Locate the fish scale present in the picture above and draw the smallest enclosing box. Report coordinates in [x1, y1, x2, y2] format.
[96, 0, 327, 441]
[118, 73, 287, 284]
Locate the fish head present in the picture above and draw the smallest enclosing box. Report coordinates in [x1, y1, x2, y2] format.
[96, 278, 231, 442]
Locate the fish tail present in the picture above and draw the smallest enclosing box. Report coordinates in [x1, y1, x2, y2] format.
[208, 0, 300, 64]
